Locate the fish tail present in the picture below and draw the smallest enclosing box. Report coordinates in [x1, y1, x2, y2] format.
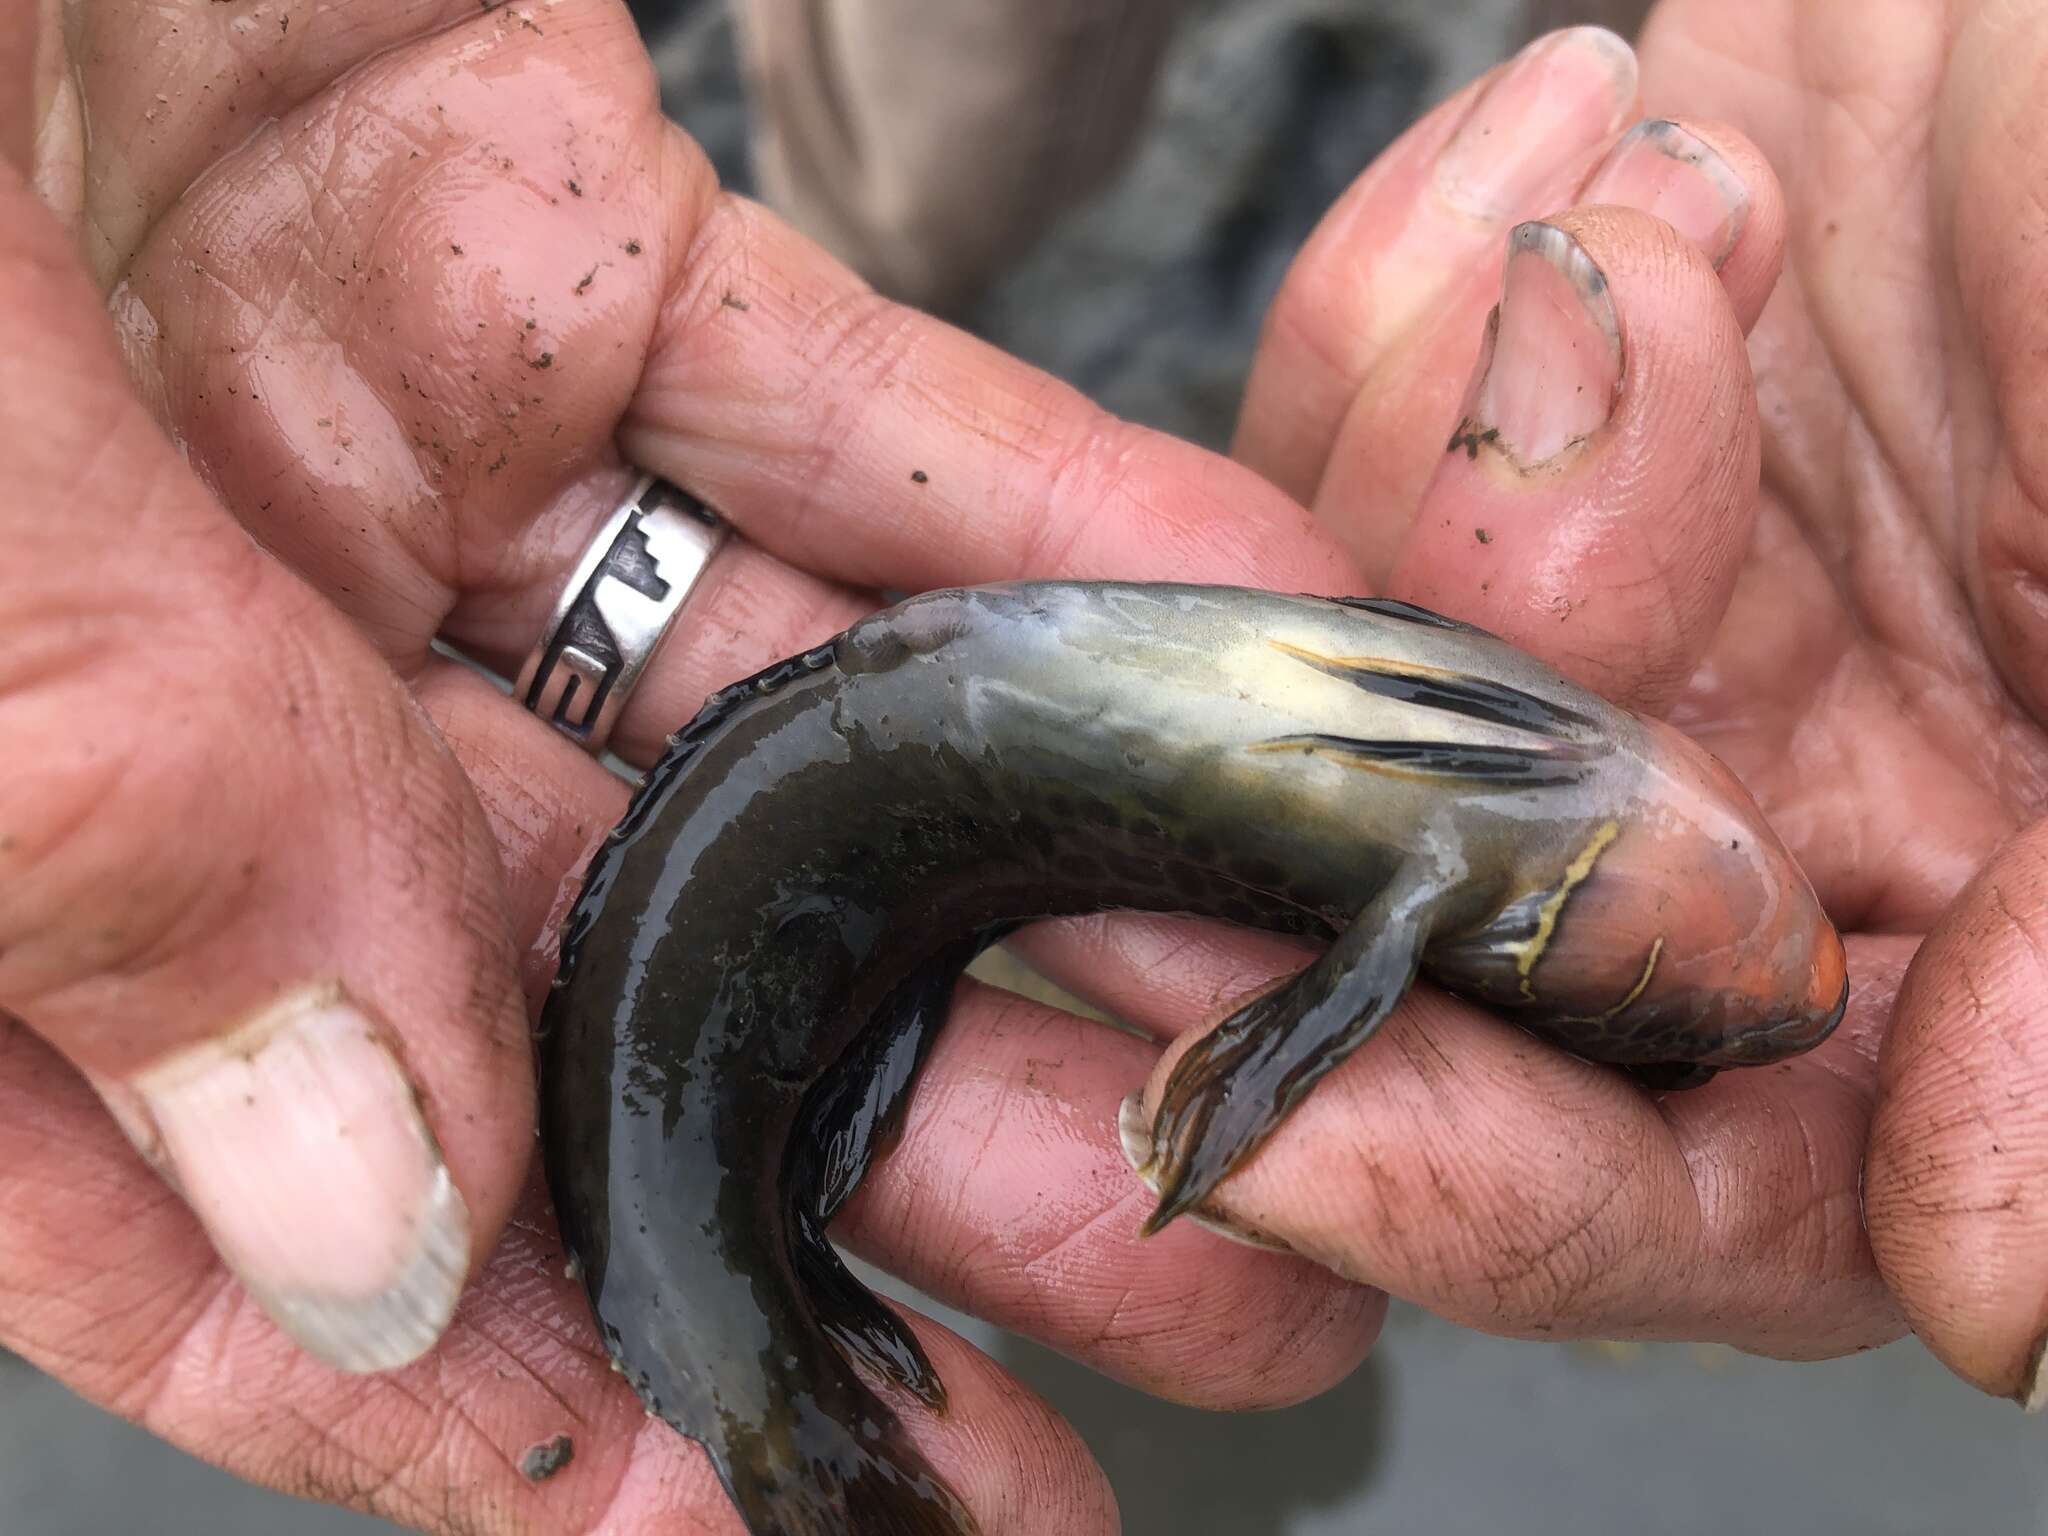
[613, 1238, 978, 1536]
[719, 1384, 980, 1536]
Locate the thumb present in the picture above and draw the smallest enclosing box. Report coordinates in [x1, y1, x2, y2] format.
[0, 165, 531, 1371]
[1381, 203, 1763, 713]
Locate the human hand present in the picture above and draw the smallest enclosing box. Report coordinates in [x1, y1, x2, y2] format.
[5, 3, 1399, 1531]
[1020, 23, 1917, 1364]
[1624, 0, 2048, 1413]
[1033, 9, 2048, 1413]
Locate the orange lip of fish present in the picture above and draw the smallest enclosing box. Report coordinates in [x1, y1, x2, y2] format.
[1438, 712, 1848, 1070]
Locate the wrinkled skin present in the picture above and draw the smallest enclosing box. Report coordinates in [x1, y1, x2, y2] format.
[2, 4, 2046, 1536]
[1205, 0, 2048, 1406]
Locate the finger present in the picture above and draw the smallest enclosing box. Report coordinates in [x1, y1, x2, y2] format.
[1009, 913, 1320, 1036]
[0, 1029, 1115, 1536]
[579, 1314, 1121, 1536]
[0, 170, 529, 1374]
[56, 0, 489, 286]
[1233, 25, 1641, 503]
[1087, 927, 1910, 1355]
[1580, 118, 1784, 325]
[102, 1, 870, 769]
[117, 1, 1358, 783]
[1247, 108, 1781, 583]
[448, 507, 874, 771]
[1323, 128, 1780, 586]
[1371, 206, 1763, 712]
[618, 175, 1358, 599]
[1866, 823, 2048, 1408]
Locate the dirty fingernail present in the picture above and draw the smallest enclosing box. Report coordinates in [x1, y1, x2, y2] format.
[1436, 27, 1639, 220]
[1116, 1094, 1298, 1256]
[1449, 221, 1622, 468]
[129, 983, 470, 1373]
[1583, 119, 1750, 267]
[1118, 1092, 1159, 1178]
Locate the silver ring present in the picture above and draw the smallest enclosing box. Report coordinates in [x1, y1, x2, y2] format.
[516, 474, 728, 753]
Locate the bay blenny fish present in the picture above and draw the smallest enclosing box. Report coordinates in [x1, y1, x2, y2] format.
[539, 582, 1847, 1536]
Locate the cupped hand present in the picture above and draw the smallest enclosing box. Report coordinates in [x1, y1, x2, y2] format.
[1035, 5, 2048, 1414]
[7, 3, 1389, 1532]
[1632, 0, 2048, 1412]
[1022, 22, 1908, 1364]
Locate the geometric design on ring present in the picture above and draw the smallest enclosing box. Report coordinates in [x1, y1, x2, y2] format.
[640, 505, 712, 591]
[536, 644, 609, 732]
[591, 568, 682, 676]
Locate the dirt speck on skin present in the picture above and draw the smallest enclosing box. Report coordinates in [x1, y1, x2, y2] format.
[530, 352, 554, 370]
[520, 1434, 575, 1483]
[1446, 418, 1500, 459]
[721, 291, 749, 311]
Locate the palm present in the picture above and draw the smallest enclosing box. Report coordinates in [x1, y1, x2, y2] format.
[1633, 5, 2048, 1398]
[1639, 0, 2046, 929]
[1222, 0, 2048, 1403]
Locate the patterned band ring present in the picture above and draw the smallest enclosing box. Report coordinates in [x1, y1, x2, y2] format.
[515, 475, 729, 754]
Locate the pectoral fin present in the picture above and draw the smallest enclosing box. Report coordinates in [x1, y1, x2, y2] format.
[786, 928, 1011, 1410]
[1134, 869, 1443, 1237]
[796, 927, 1012, 1222]
[790, 1213, 948, 1410]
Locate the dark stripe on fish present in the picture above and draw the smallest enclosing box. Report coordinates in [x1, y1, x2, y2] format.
[1253, 732, 1594, 786]
[1271, 640, 1593, 737]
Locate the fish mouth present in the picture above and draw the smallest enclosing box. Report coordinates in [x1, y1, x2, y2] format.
[1821, 973, 1850, 1036]
[1722, 973, 1850, 1064]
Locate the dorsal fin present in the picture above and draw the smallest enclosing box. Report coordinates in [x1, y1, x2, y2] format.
[1251, 732, 1593, 787]
[1323, 595, 1491, 635]
[1270, 640, 1590, 738]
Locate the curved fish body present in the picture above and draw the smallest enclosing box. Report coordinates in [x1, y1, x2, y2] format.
[539, 582, 1846, 1536]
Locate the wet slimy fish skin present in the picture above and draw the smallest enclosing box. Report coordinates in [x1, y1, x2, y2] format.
[538, 582, 1847, 1536]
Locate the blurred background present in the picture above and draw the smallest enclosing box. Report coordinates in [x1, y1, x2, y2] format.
[13, 0, 2048, 1530]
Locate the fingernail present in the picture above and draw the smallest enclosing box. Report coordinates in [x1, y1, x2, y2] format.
[1449, 221, 1622, 468]
[2022, 1329, 2048, 1413]
[1116, 1094, 1296, 1256]
[1436, 27, 1639, 220]
[129, 984, 470, 1373]
[1117, 1092, 1159, 1179]
[1583, 119, 1750, 267]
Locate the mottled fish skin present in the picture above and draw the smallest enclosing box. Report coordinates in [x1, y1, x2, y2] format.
[538, 582, 1847, 1536]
